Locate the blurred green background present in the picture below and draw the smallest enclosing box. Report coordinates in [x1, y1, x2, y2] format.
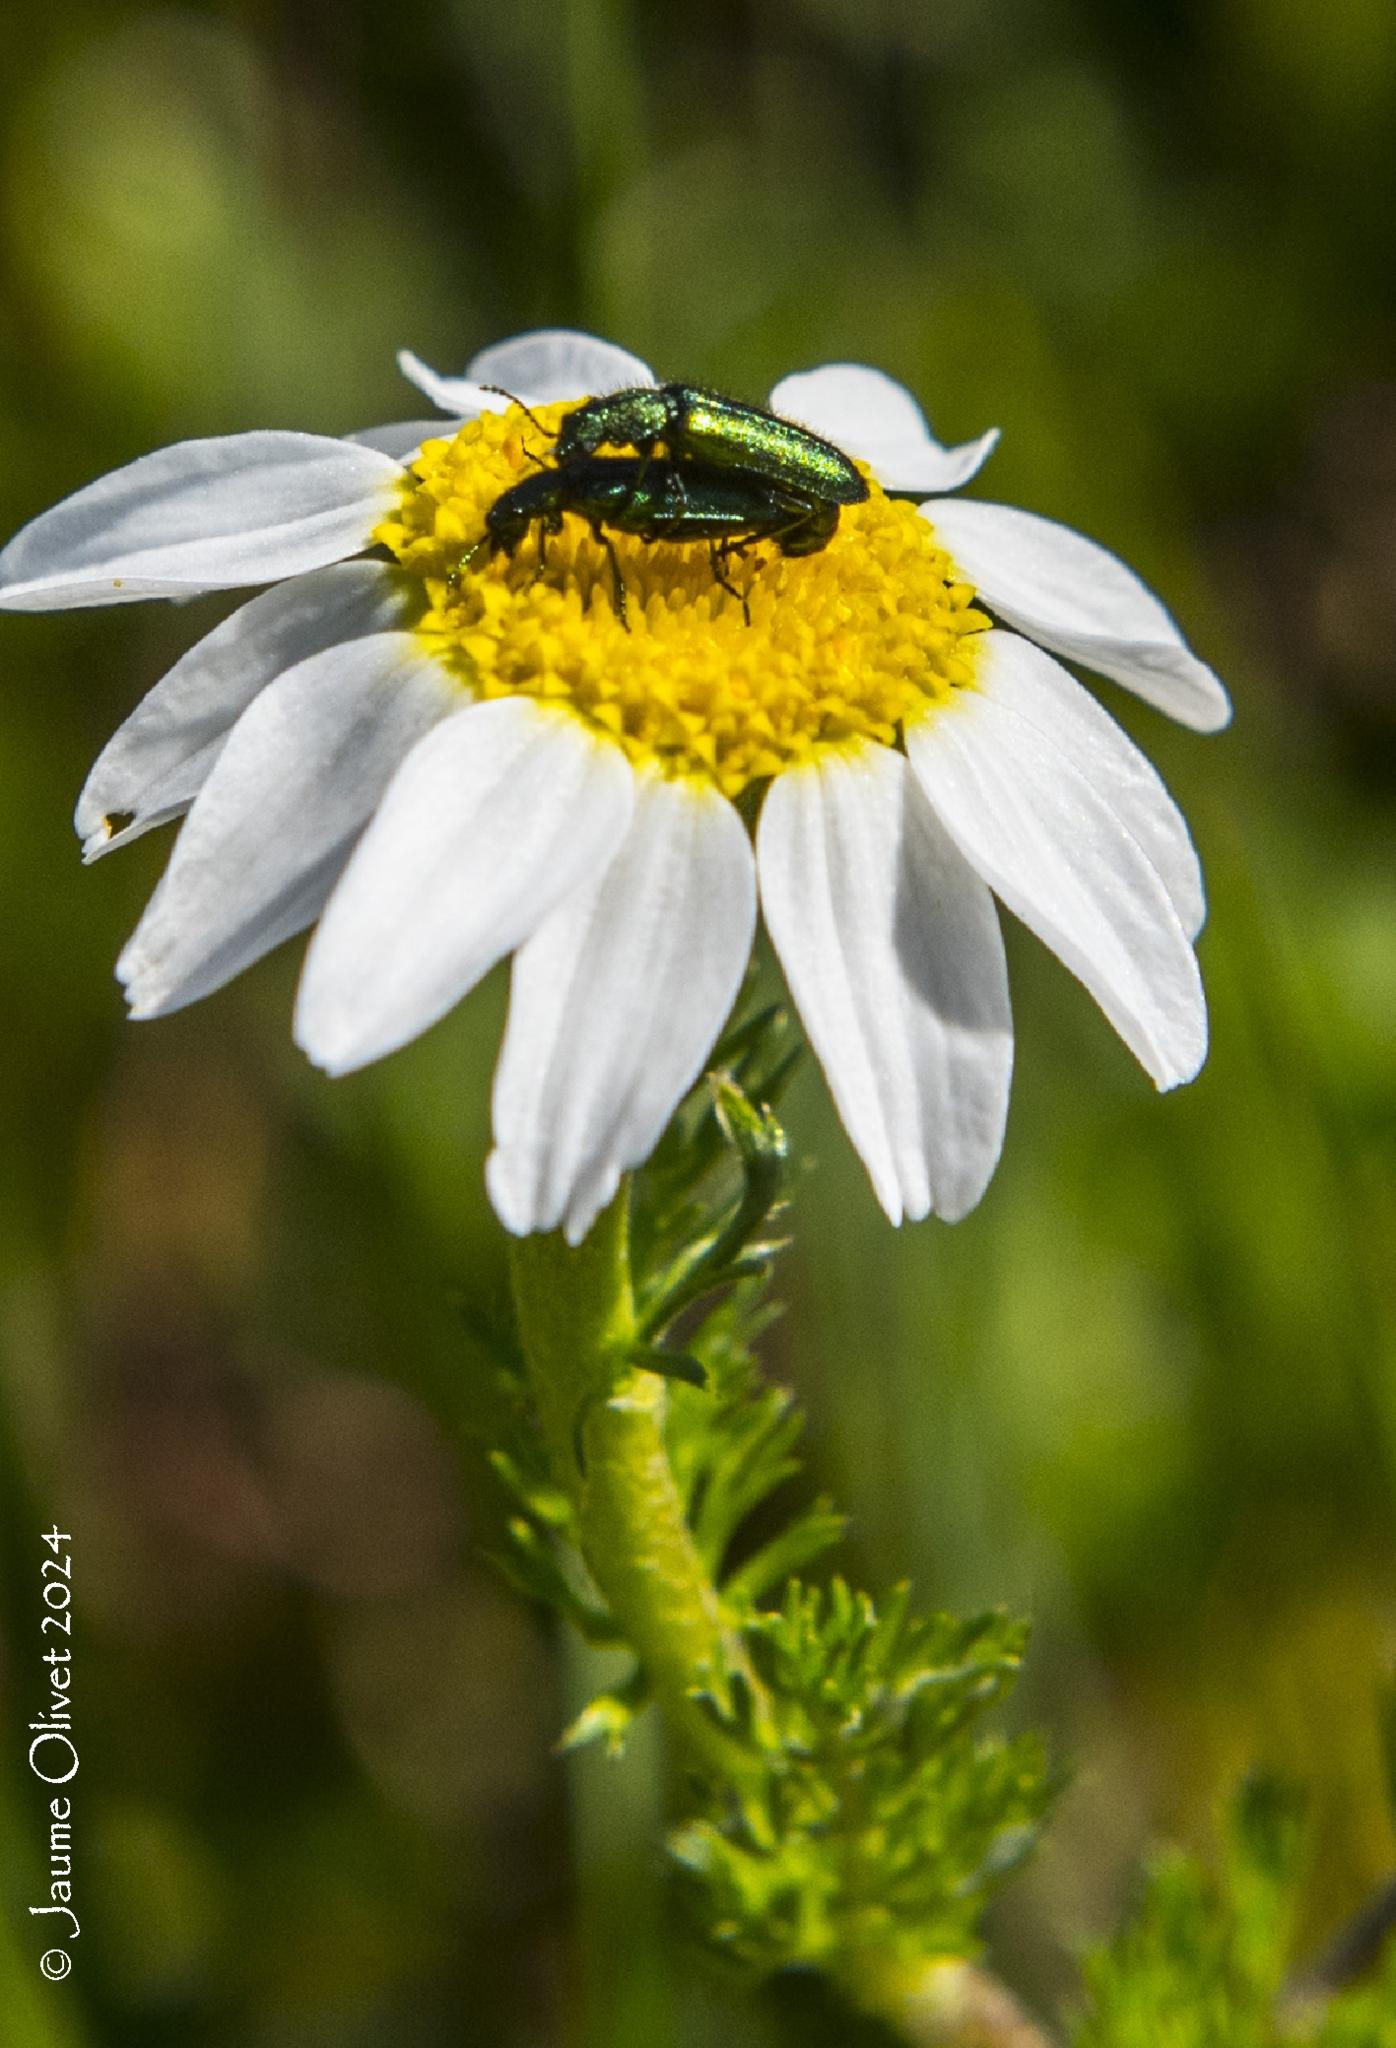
[1, 1, 1394, 2042]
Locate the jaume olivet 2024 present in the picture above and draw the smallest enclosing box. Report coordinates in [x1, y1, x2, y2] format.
[0, 329, 1230, 1243]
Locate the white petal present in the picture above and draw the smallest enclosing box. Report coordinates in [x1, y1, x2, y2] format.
[922, 497, 1232, 733]
[294, 701, 634, 1076]
[758, 745, 1013, 1225]
[487, 774, 756, 1244]
[77, 562, 417, 861]
[395, 352, 514, 420]
[906, 681, 1207, 1090]
[466, 331, 655, 401]
[768, 364, 999, 494]
[117, 634, 456, 1019]
[398, 332, 655, 419]
[349, 420, 458, 460]
[0, 434, 403, 611]
[966, 630, 1206, 939]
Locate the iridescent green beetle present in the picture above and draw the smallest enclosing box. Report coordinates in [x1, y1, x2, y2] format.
[550, 383, 870, 508]
[472, 454, 839, 629]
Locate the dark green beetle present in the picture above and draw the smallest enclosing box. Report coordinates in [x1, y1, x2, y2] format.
[549, 383, 870, 509]
[469, 454, 839, 628]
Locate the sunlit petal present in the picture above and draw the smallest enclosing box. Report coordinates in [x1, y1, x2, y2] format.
[294, 701, 635, 1075]
[907, 666, 1207, 1089]
[0, 434, 402, 610]
[759, 744, 1013, 1223]
[78, 562, 417, 861]
[488, 774, 755, 1244]
[117, 634, 456, 1018]
[923, 497, 1231, 732]
[770, 364, 999, 494]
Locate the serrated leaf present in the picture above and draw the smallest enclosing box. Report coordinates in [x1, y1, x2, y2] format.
[722, 1502, 848, 1608]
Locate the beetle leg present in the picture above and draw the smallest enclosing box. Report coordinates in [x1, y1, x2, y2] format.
[527, 509, 566, 586]
[621, 442, 665, 520]
[591, 523, 630, 632]
[447, 531, 492, 597]
[713, 501, 831, 619]
[708, 540, 752, 628]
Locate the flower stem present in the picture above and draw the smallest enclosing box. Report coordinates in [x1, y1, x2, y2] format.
[507, 1189, 1048, 2048]
[845, 1957, 1057, 2048]
[506, 1187, 759, 1784]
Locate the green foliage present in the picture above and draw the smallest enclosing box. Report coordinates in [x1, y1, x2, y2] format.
[638, 1001, 845, 1618]
[1072, 1778, 1304, 2048]
[484, 999, 823, 1745]
[433, 1017, 1396, 2021]
[675, 1583, 1049, 1974]
[487, 1003, 1053, 1982]
[1072, 1778, 1396, 2047]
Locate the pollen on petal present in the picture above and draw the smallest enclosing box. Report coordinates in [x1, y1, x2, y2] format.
[374, 404, 988, 796]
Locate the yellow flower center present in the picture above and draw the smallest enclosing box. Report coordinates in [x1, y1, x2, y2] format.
[373, 402, 989, 798]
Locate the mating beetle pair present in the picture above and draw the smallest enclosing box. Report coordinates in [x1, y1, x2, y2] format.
[471, 383, 869, 628]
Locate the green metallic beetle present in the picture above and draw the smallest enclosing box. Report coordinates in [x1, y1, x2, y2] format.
[469, 454, 839, 628]
[548, 383, 870, 508]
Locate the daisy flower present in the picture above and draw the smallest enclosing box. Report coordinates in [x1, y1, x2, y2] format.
[0, 329, 1229, 1242]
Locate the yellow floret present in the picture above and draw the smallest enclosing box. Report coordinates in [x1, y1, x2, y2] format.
[374, 402, 987, 798]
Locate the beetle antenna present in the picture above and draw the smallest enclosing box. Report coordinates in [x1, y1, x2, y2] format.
[481, 385, 555, 442]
